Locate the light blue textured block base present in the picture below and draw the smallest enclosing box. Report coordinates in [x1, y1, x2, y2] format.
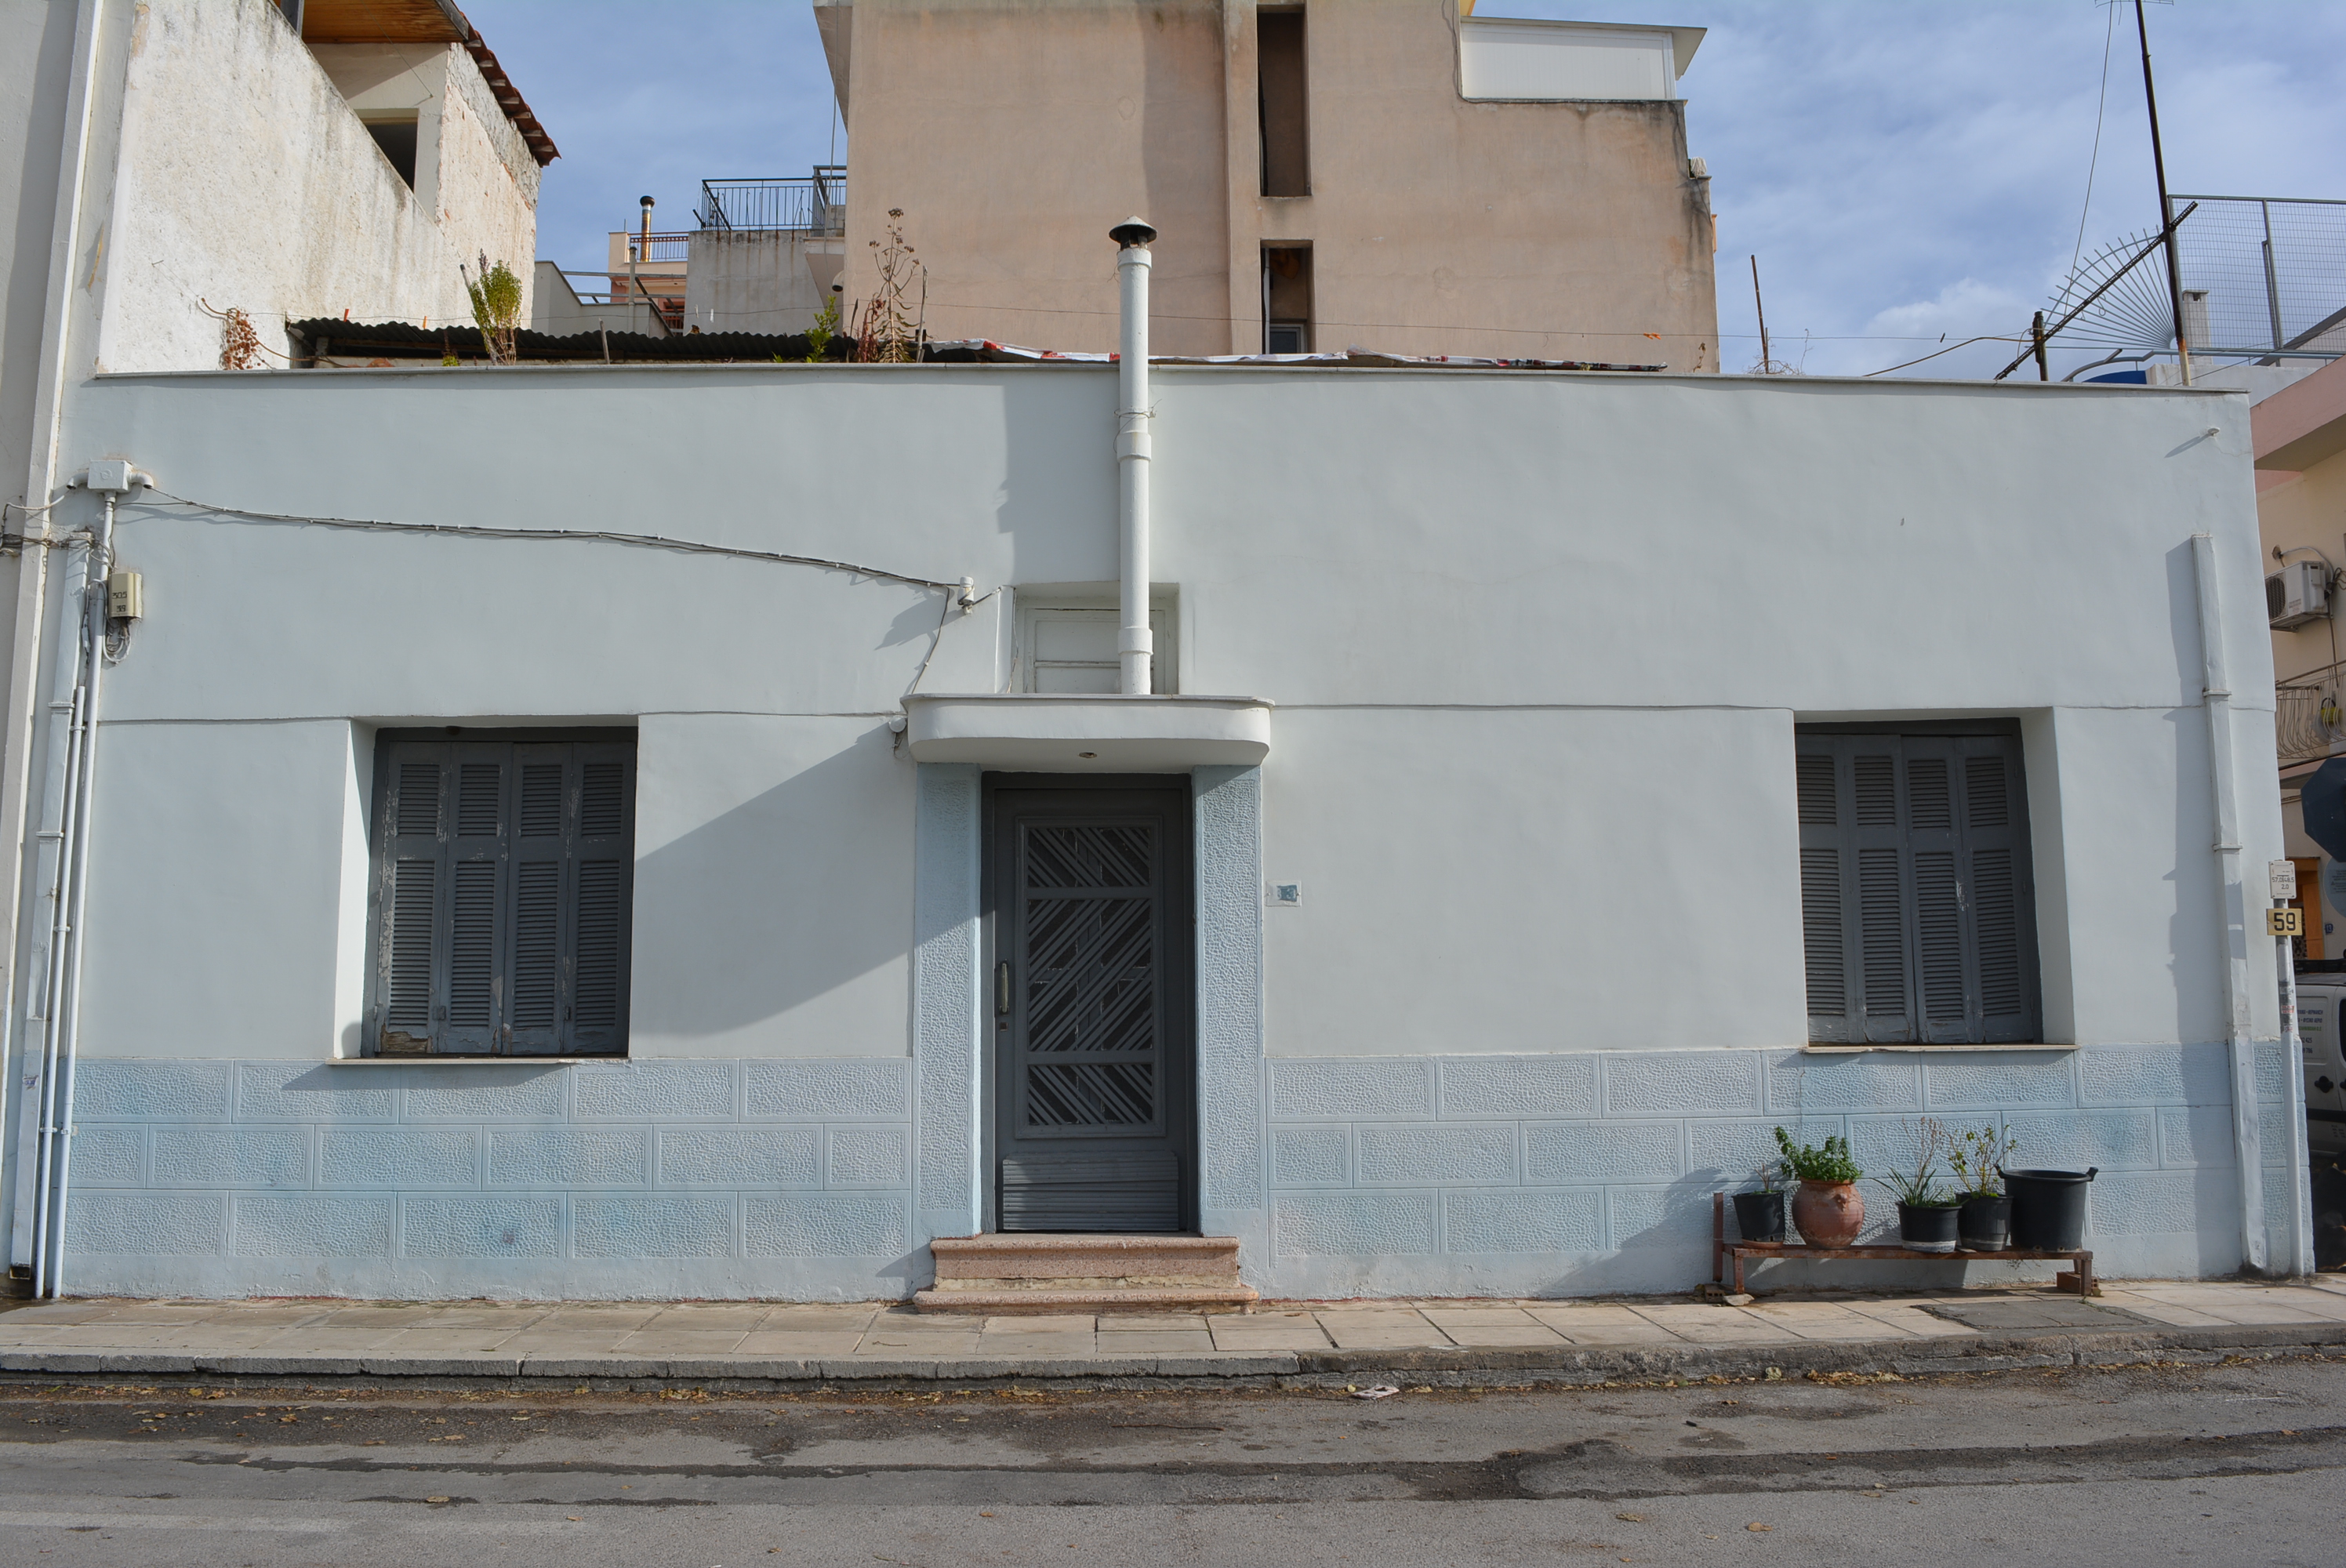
[62, 1058, 917, 1301]
[55, 1039, 2282, 1299]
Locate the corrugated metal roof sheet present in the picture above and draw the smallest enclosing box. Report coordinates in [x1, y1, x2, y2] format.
[288, 320, 823, 363]
[288, 325, 1670, 372]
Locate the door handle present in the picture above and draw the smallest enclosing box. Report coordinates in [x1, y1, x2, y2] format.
[996, 960, 1011, 1017]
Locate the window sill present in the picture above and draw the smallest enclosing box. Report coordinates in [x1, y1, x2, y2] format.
[1801, 1043, 2076, 1054]
[329, 1056, 616, 1066]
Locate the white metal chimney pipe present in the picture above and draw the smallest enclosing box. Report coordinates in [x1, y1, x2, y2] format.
[1111, 217, 1157, 695]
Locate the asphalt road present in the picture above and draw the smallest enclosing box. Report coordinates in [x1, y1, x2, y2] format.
[2, 1356, 2340, 1566]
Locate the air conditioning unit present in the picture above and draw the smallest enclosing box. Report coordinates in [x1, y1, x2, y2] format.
[2269, 561, 2330, 630]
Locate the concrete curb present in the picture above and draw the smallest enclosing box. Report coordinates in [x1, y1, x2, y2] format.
[1, 1322, 2339, 1391]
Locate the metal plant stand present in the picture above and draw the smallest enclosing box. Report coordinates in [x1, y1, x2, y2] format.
[1712, 1193, 2097, 1297]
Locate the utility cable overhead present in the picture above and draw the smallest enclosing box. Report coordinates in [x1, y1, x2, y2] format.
[132, 490, 983, 599]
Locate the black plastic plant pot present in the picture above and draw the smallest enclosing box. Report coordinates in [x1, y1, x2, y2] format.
[1898, 1201, 1961, 1254]
[2006, 1167, 2097, 1250]
[1733, 1190, 1786, 1243]
[1958, 1193, 2011, 1252]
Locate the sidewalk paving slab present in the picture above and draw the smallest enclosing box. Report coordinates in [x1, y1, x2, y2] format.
[8, 1280, 2346, 1388]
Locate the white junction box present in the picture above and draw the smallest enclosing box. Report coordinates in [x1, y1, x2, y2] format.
[2268, 560, 2330, 630]
[84, 458, 134, 494]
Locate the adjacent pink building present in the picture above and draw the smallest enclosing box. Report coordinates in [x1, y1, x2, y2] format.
[815, 1, 1720, 365]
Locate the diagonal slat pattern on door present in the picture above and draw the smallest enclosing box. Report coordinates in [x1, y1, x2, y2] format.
[1020, 823, 1160, 1131]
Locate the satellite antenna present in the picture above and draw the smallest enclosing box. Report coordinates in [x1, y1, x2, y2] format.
[2047, 229, 2177, 370]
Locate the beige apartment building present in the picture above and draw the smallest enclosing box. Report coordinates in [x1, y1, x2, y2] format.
[815, 0, 1720, 365]
[2261, 357, 2346, 949]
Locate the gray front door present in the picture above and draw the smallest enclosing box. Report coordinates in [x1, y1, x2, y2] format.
[986, 777, 1196, 1233]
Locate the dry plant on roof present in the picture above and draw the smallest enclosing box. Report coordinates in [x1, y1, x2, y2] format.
[463, 252, 525, 364]
[852, 209, 925, 363]
[198, 299, 265, 369]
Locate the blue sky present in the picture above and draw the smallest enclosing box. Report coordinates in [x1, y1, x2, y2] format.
[466, 1, 2346, 377]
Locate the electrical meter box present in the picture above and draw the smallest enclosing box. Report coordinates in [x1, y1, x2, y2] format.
[106, 570, 142, 621]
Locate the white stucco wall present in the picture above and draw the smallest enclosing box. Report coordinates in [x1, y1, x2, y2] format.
[52, 365, 2279, 1058]
[0, 0, 80, 513]
[93, 0, 536, 372]
[20, 360, 2287, 1296]
[684, 230, 833, 336]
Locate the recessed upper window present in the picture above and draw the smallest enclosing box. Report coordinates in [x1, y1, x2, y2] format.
[1017, 600, 1177, 694]
[1258, 7, 1309, 198]
[363, 114, 419, 189]
[1262, 245, 1313, 354]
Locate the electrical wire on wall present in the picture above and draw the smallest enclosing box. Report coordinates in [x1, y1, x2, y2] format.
[125, 490, 994, 702]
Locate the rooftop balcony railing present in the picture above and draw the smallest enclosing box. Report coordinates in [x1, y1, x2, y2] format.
[697, 167, 848, 236]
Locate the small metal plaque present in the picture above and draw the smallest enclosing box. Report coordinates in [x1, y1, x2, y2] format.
[2272, 859, 2300, 899]
[2269, 907, 2305, 938]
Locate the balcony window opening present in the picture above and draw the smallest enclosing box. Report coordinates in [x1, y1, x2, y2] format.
[1258, 7, 1309, 198]
[363, 114, 419, 190]
[1263, 245, 1313, 354]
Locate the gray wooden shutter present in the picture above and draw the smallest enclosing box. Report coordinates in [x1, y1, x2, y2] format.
[567, 746, 634, 1054]
[1794, 728, 2039, 1046]
[1797, 750, 1857, 1042]
[1956, 739, 2038, 1042]
[1848, 743, 1915, 1042]
[443, 748, 508, 1054]
[1902, 740, 1967, 1044]
[377, 750, 445, 1054]
[507, 746, 568, 1054]
[371, 734, 634, 1056]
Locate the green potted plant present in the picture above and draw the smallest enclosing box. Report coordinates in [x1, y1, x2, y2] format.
[1774, 1127, 1864, 1247]
[1944, 1120, 2018, 1252]
[1875, 1126, 1961, 1253]
[1733, 1159, 1787, 1243]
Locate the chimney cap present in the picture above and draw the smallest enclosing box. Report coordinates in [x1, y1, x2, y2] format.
[1109, 216, 1157, 249]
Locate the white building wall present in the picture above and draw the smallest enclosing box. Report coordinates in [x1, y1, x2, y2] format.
[93, 0, 537, 372]
[16, 361, 2290, 1298]
[684, 230, 833, 336]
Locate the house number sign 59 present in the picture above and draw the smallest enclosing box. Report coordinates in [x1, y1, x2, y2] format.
[2268, 908, 2305, 938]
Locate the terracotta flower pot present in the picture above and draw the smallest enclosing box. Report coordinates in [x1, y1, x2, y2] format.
[1792, 1180, 1865, 1247]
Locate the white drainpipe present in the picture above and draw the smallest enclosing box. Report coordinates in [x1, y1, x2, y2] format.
[28, 465, 129, 1298]
[1111, 217, 1157, 695]
[5, 0, 107, 1283]
[2191, 532, 2267, 1274]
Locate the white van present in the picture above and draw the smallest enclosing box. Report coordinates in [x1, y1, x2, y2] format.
[2297, 974, 2346, 1159]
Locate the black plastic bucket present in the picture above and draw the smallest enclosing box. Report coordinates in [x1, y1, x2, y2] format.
[2004, 1167, 2097, 1250]
[1958, 1193, 2010, 1252]
[1898, 1202, 1961, 1253]
[1733, 1190, 1786, 1243]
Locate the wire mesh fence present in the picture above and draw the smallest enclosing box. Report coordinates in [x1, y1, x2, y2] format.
[2170, 195, 2346, 358]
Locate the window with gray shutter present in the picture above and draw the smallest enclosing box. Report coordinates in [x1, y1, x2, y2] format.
[366, 731, 636, 1056]
[1796, 725, 2039, 1044]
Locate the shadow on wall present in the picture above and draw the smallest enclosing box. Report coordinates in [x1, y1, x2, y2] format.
[632, 724, 914, 1037]
[993, 372, 1118, 560]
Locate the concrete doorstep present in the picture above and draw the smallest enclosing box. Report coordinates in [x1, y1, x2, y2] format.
[2, 1277, 2344, 1390]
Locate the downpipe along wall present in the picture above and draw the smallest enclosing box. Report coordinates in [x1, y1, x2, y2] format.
[22, 467, 128, 1297]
